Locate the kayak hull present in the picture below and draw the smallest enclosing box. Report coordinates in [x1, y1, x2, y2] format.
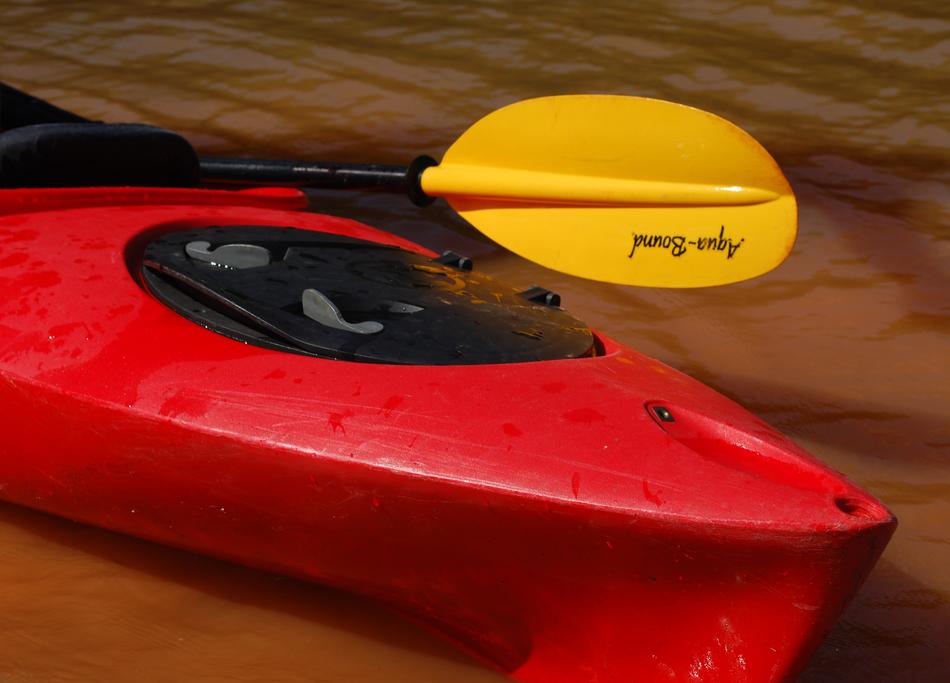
[0, 187, 895, 682]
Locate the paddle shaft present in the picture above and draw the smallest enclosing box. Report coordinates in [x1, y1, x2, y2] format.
[201, 156, 405, 188]
[199, 155, 436, 205]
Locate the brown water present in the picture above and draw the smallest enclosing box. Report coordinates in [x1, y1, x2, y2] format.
[1, 0, 948, 680]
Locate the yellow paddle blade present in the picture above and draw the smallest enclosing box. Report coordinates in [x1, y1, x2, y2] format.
[420, 95, 797, 288]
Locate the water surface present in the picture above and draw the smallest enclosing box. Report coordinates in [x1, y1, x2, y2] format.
[1, 0, 948, 680]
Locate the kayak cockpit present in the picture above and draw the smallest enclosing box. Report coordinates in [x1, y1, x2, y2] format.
[142, 224, 596, 365]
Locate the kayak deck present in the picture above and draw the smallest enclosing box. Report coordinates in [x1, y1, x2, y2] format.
[0, 187, 895, 682]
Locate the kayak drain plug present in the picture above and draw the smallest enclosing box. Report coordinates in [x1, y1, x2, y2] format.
[652, 406, 675, 423]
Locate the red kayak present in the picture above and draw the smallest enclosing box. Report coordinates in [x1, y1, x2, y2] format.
[0, 184, 894, 682]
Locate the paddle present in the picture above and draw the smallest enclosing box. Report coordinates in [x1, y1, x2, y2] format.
[1, 81, 796, 287]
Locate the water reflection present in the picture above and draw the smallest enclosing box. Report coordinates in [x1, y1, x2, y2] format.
[0, 501, 505, 682]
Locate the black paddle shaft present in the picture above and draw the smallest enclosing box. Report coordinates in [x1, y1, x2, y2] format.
[199, 154, 437, 205]
[1, 80, 436, 204]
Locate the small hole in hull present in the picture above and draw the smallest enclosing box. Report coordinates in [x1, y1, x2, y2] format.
[834, 496, 876, 519]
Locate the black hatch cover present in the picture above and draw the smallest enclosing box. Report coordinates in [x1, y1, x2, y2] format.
[142, 225, 595, 365]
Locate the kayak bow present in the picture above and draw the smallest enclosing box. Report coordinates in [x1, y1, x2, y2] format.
[0, 185, 893, 682]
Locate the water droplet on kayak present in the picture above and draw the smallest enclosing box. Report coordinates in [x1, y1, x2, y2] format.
[502, 423, 522, 437]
